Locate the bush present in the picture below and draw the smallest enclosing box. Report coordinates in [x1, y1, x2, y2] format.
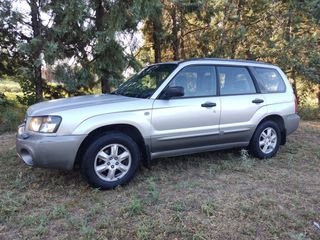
[298, 104, 320, 121]
[0, 94, 25, 133]
[0, 107, 25, 133]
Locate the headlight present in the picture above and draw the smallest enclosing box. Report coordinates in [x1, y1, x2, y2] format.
[27, 116, 62, 133]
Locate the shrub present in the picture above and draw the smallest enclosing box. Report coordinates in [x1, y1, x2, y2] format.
[0, 94, 25, 133]
[298, 104, 319, 121]
[0, 107, 24, 133]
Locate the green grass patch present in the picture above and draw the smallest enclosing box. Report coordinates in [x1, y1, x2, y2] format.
[200, 199, 217, 216]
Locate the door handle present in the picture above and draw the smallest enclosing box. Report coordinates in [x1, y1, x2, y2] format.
[201, 102, 216, 108]
[252, 98, 264, 104]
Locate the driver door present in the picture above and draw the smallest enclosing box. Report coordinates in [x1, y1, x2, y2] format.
[151, 65, 221, 153]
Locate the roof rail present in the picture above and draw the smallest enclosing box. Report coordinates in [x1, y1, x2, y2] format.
[178, 57, 272, 65]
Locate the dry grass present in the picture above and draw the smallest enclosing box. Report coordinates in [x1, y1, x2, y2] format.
[0, 121, 319, 240]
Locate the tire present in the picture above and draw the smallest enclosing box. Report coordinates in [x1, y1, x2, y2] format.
[81, 132, 141, 189]
[249, 120, 281, 159]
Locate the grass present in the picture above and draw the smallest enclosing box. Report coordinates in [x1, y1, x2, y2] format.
[0, 121, 319, 239]
[200, 199, 217, 216]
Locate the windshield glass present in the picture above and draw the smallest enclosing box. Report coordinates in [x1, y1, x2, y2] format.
[114, 63, 177, 98]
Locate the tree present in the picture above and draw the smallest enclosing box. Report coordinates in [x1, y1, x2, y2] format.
[47, 0, 154, 94]
[139, 0, 320, 106]
[0, 1, 24, 78]
[1, 0, 154, 103]
[29, 0, 44, 102]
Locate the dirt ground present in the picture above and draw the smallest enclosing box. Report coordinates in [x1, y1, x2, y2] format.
[0, 121, 319, 239]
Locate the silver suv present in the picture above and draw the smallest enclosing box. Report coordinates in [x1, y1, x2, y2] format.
[16, 58, 300, 189]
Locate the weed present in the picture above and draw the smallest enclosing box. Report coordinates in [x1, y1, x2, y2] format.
[31, 213, 50, 237]
[289, 232, 311, 240]
[171, 212, 183, 223]
[239, 203, 254, 217]
[208, 163, 220, 176]
[124, 196, 144, 216]
[34, 225, 49, 237]
[201, 199, 217, 216]
[136, 224, 149, 240]
[301, 208, 317, 219]
[268, 223, 280, 236]
[96, 216, 111, 230]
[87, 202, 103, 218]
[51, 205, 68, 219]
[240, 149, 254, 170]
[22, 214, 38, 227]
[146, 177, 160, 204]
[193, 230, 206, 240]
[80, 220, 96, 239]
[177, 180, 198, 189]
[219, 160, 234, 170]
[171, 200, 186, 212]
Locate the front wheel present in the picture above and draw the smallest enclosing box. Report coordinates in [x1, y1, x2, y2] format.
[81, 132, 141, 189]
[249, 121, 281, 159]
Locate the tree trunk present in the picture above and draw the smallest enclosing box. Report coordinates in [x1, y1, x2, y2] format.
[101, 75, 110, 93]
[95, 0, 110, 93]
[152, 19, 162, 63]
[230, 0, 244, 59]
[317, 84, 320, 109]
[171, 6, 179, 60]
[291, 69, 299, 104]
[29, 0, 43, 102]
[180, 9, 186, 59]
[284, 5, 292, 42]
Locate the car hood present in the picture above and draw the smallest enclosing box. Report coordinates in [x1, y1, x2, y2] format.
[27, 94, 141, 116]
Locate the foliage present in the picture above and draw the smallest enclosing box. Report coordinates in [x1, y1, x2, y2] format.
[0, 93, 25, 133]
[0, 1, 25, 77]
[139, 0, 320, 107]
[0, 0, 319, 107]
[45, 0, 154, 93]
[0, 0, 155, 104]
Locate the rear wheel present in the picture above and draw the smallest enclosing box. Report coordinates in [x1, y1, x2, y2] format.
[250, 121, 281, 159]
[81, 132, 141, 189]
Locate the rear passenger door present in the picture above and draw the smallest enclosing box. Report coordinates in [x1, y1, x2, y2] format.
[217, 66, 268, 144]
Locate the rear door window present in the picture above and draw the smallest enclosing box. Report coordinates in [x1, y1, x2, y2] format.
[217, 66, 256, 95]
[254, 67, 286, 93]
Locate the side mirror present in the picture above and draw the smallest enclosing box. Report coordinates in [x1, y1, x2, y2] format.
[162, 86, 184, 99]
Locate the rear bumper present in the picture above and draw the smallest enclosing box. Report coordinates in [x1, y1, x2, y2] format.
[284, 114, 300, 136]
[16, 132, 86, 170]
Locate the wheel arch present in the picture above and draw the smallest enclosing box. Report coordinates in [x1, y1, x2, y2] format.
[255, 114, 286, 145]
[74, 124, 150, 168]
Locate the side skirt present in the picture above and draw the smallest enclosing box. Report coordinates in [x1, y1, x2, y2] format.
[150, 142, 249, 159]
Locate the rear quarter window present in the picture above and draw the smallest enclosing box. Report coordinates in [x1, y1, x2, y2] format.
[254, 67, 286, 93]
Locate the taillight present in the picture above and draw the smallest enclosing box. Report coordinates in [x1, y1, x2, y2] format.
[294, 94, 298, 113]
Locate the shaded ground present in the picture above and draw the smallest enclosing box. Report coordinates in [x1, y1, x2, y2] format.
[0, 121, 319, 240]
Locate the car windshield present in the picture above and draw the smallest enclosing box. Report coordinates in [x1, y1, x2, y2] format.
[114, 63, 177, 98]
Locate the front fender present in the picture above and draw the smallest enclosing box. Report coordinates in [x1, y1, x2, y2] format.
[72, 111, 152, 139]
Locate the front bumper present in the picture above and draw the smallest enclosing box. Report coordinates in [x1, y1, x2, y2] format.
[16, 130, 86, 170]
[284, 113, 300, 136]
